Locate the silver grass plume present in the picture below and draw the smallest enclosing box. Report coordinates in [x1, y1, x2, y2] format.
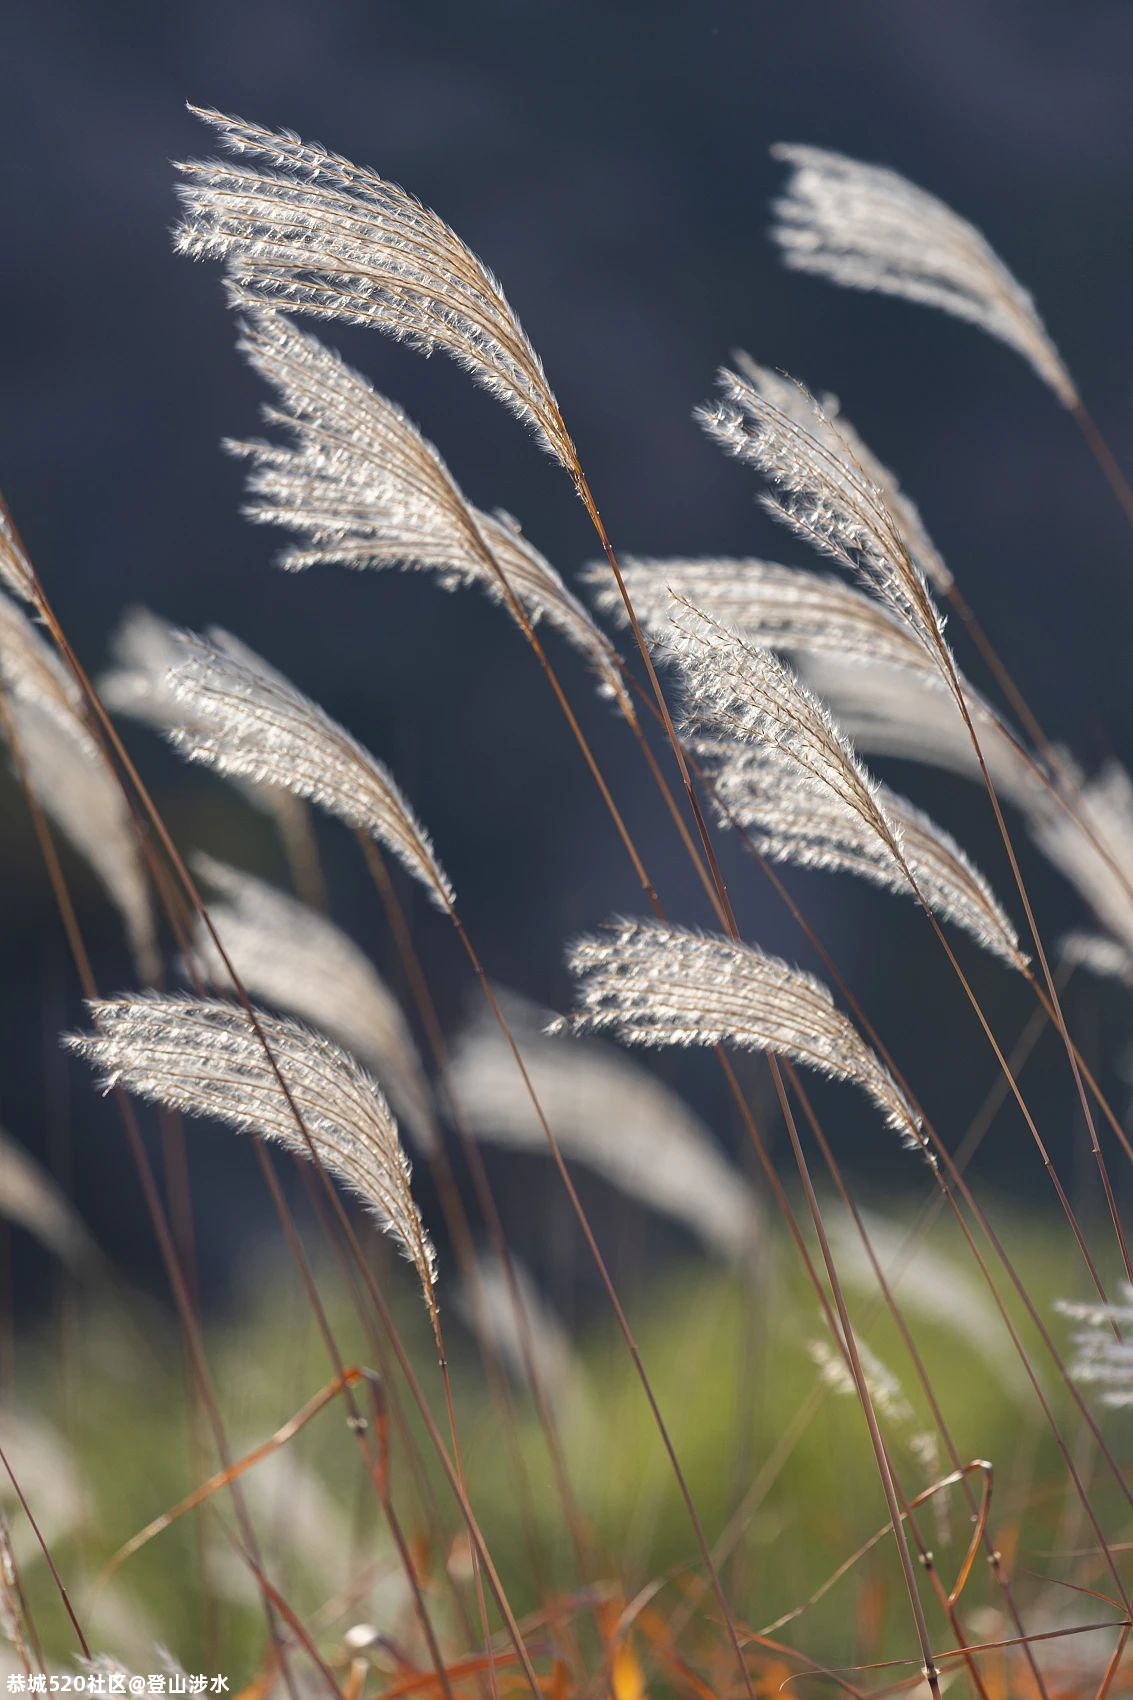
[584, 555, 932, 677]
[188, 853, 439, 1151]
[771, 144, 1075, 406]
[667, 603, 1023, 966]
[456, 1249, 584, 1409]
[729, 355, 953, 591]
[229, 313, 627, 709]
[175, 108, 578, 470]
[68, 994, 437, 1314]
[808, 1334, 914, 1428]
[564, 919, 924, 1151]
[0, 596, 157, 977]
[1028, 759, 1133, 968]
[161, 627, 453, 909]
[449, 989, 761, 1260]
[0, 1409, 84, 1567]
[8, 705, 157, 979]
[1057, 1287, 1133, 1406]
[799, 654, 1133, 964]
[0, 591, 84, 726]
[0, 1520, 26, 1658]
[0, 1126, 97, 1271]
[99, 606, 322, 867]
[706, 743, 1023, 968]
[1060, 931, 1133, 990]
[0, 508, 34, 604]
[99, 605, 206, 728]
[584, 552, 1030, 809]
[794, 654, 1039, 810]
[697, 364, 955, 686]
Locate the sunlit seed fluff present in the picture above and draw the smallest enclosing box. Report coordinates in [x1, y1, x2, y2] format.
[697, 365, 954, 686]
[1028, 758, 1133, 963]
[585, 552, 1022, 806]
[449, 989, 761, 1261]
[0, 508, 34, 604]
[175, 107, 577, 470]
[230, 313, 627, 710]
[584, 554, 932, 677]
[68, 994, 437, 1312]
[0, 590, 84, 726]
[3, 696, 157, 981]
[770, 144, 1076, 406]
[99, 605, 198, 727]
[1057, 1286, 1133, 1406]
[729, 355, 953, 591]
[0, 1124, 97, 1271]
[565, 919, 923, 1151]
[666, 601, 895, 854]
[703, 742, 1024, 969]
[794, 653, 1040, 811]
[1059, 931, 1133, 990]
[99, 606, 321, 862]
[163, 628, 453, 909]
[808, 1335, 914, 1428]
[668, 603, 1024, 967]
[0, 1519, 24, 1653]
[189, 854, 439, 1152]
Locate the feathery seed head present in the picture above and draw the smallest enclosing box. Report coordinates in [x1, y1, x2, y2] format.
[565, 918, 924, 1151]
[189, 854, 439, 1151]
[175, 107, 578, 470]
[161, 627, 453, 909]
[231, 313, 627, 709]
[666, 601, 1024, 967]
[68, 994, 437, 1312]
[770, 144, 1075, 406]
[697, 366, 953, 683]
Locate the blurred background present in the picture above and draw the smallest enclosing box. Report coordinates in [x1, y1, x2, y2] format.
[2, 0, 1132, 1303]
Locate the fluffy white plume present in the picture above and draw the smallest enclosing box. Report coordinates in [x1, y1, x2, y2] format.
[230, 314, 627, 709]
[189, 854, 438, 1151]
[707, 743, 1023, 968]
[793, 653, 1133, 962]
[771, 144, 1075, 405]
[449, 990, 761, 1260]
[69, 995, 437, 1314]
[1029, 759, 1133, 965]
[1058, 1286, 1133, 1407]
[99, 607, 323, 877]
[667, 604, 1023, 966]
[729, 356, 953, 591]
[585, 555, 932, 678]
[0, 509, 34, 603]
[0, 592, 84, 726]
[697, 365, 954, 682]
[1059, 931, 1133, 989]
[99, 606, 200, 728]
[795, 654, 1038, 809]
[0, 1126, 97, 1270]
[0, 1409, 84, 1568]
[175, 108, 577, 469]
[4, 693, 157, 980]
[160, 627, 452, 909]
[564, 919, 923, 1150]
[808, 1334, 913, 1427]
